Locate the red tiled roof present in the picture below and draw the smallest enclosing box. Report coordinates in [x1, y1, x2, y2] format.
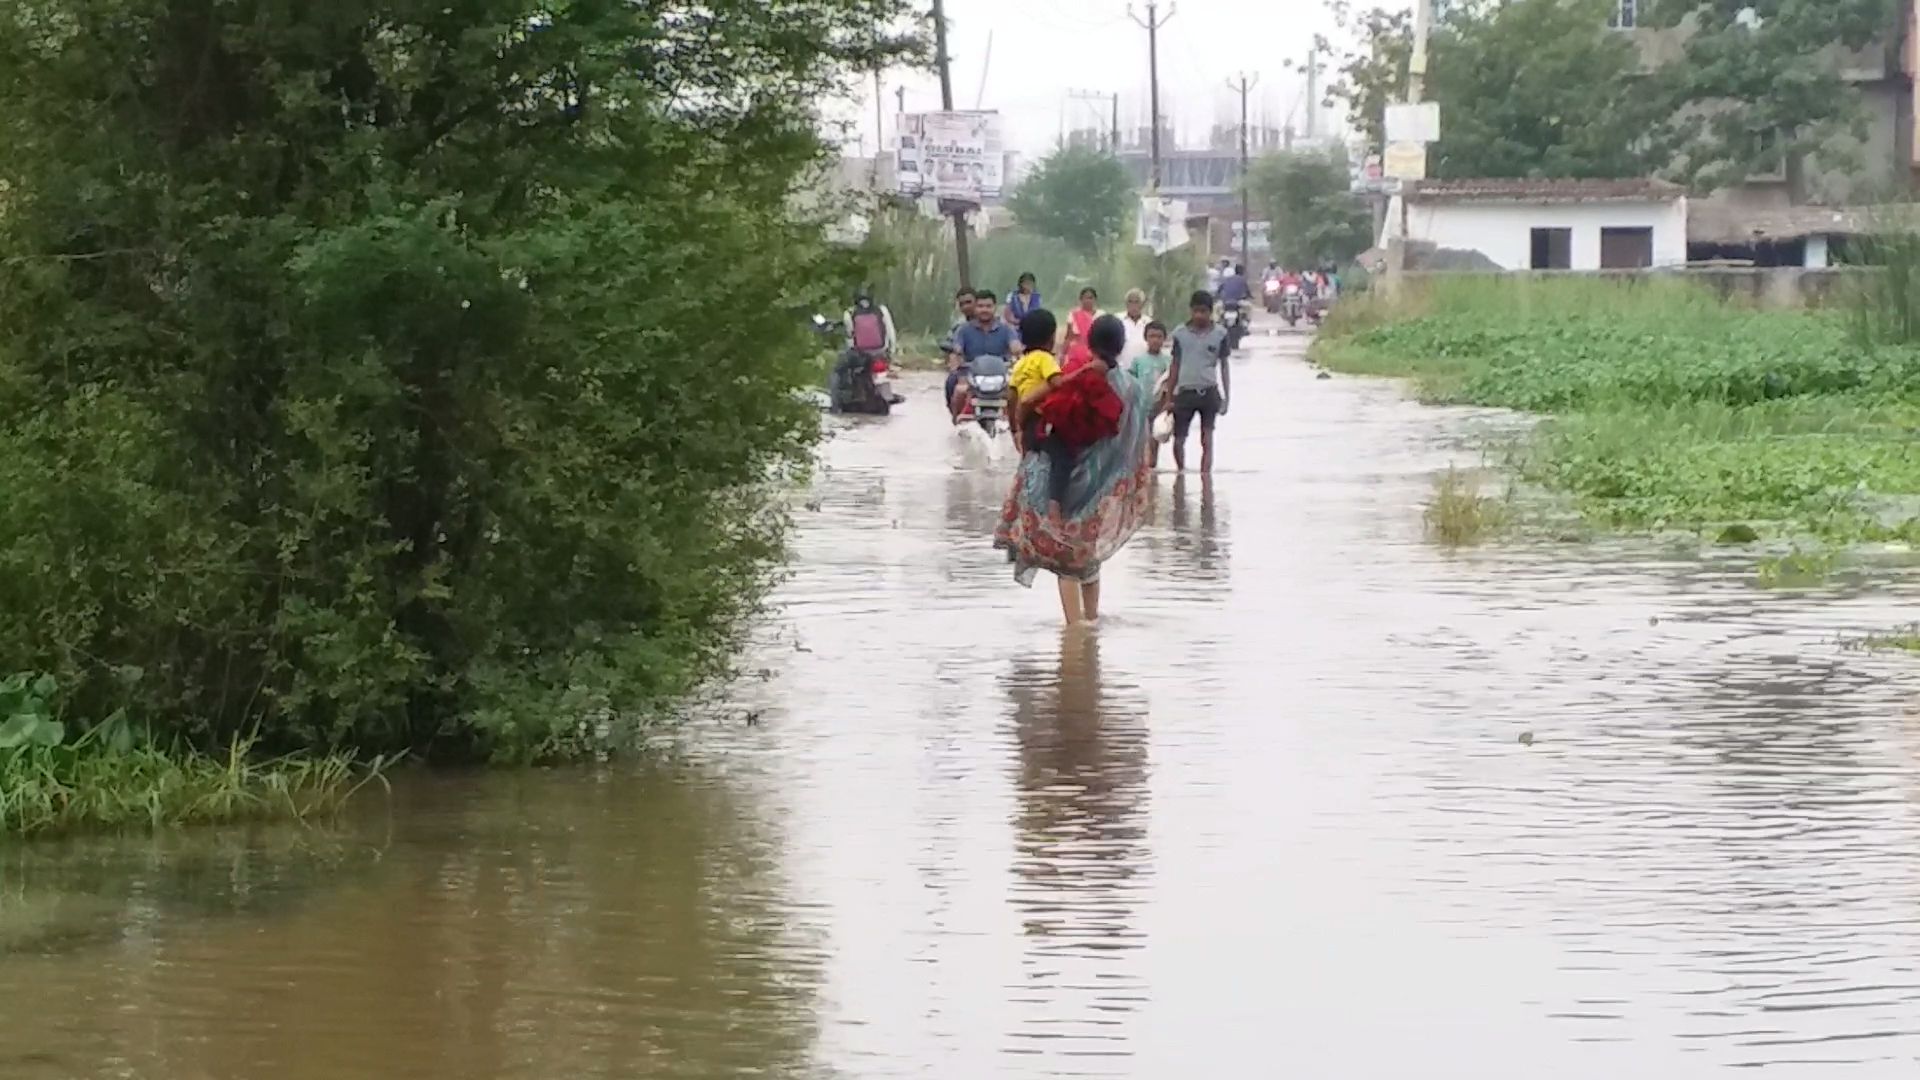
[1406, 178, 1685, 203]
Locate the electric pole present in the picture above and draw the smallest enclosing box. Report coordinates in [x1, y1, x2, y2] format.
[1304, 49, 1319, 141]
[872, 69, 885, 187]
[1227, 72, 1258, 271]
[931, 0, 971, 286]
[1067, 89, 1120, 151]
[1129, 2, 1176, 191]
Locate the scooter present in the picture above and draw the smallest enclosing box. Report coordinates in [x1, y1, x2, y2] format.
[955, 354, 1011, 436]
[815, 314, 896, 416]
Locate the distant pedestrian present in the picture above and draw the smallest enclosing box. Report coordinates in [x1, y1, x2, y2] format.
[1062, 287, 1101, 373]
[1168, 290, 1231, 474]
[1118, 288, 1152, 365]
[1006, 272, 1042, 330]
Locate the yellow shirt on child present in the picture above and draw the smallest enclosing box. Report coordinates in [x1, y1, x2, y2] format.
[1009, 348, 1062, 400]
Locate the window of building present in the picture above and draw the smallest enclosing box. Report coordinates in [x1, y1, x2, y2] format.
[1530, 228, 1573, 270]
[1609, 0, 1636, 29]
[1600, 227, 1654, 269]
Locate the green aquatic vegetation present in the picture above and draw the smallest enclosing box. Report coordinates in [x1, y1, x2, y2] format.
[1425, 467, 1509, 546]
[1756, 548, 1838, 588]
[0, 673, 378, 838]
[1314, 277, 1920, 544]
[1854, 625, 1920, 653]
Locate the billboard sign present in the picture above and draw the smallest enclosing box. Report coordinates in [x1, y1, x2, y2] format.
[1385, 102, 1442, 145]
[1137, 195, 1191, 255]
[896, 111, 1005, 204]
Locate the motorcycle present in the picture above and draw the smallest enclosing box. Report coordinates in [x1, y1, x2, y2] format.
[1280, 283, 1305, 328]
[815, 314, 896, 416]
[1263, 275, 1284, 314]
[1220, 300, 1252, 349]
[955, 353, 1011, 436]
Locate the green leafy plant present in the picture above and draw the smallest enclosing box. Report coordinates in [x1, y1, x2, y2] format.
[0, 1, 919, 764]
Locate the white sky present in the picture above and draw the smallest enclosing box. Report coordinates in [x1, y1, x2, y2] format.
[829, 0, 1395, 161]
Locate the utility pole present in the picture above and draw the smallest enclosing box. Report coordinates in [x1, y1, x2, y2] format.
[1304, 49, 1319, 141]
[872, 69, 885, 187]
[931, 0, 971, 286]
[1067, 89, 1120, 151]
[1227, 72, 1258, 271]
[1129, 1, 1176, 191]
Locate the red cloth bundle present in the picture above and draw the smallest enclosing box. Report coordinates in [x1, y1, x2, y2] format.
[1036, 371, 1123, 449]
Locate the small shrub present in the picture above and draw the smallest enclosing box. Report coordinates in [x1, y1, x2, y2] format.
[1425, 467, 1509, 546]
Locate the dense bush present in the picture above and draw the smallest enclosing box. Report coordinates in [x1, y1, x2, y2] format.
[0, 2, 914, 761]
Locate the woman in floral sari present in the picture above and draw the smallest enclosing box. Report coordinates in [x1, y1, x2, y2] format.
[995, 313, 1161, 625]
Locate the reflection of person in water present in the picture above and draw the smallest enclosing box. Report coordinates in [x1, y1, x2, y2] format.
[1146, 473, 1228, 584]
[1005, 628, 1151, 948]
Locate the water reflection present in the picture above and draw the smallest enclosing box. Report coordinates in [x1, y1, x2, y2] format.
[1006, 628, 1152, 1061]
[0, 767, 823, 1080]
[1139, 475, 1229, 587]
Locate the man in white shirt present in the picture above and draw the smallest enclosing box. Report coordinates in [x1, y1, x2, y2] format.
[1118, 288, 1152, 366]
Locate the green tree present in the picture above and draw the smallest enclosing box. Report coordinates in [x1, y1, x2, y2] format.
[1244, 151, 1376, 268]
[1326, 6, 1412, 149]
[1007, 146, 1136, 258]
[1647, 0, 1899, 191]
[1428, 0, 1665, 179]
[0, 2, 916, 761]
[1329, 0, 1896, 193]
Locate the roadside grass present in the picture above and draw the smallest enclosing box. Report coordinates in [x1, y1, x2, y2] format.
[1853, 624, 1920, 653]
[1313, 276, 1920, 545]
[1, 673, 384, 839]
[1425, 466, 1509, 546]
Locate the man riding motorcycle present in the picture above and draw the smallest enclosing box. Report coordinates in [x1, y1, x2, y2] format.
[1216, 263, 1253, 346]
[1261, 261, 1284, 313]
[833, 288, 902, 413]
[946, 288, 1017, 423]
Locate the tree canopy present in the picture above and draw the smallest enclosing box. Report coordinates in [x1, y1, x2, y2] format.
[0, 1, 917, 761]
[1327, 0, 1902, 194]
[1008, 146, 1136, 257]
[1244, 151, 1376, 268]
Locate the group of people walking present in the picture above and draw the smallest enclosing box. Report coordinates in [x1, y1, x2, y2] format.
[941, 273, 1236, 624]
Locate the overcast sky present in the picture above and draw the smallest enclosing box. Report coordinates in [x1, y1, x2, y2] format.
[829, 0, 1402, 161]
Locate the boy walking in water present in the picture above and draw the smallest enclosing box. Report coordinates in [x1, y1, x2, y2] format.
[1168, 290, 1231, 473]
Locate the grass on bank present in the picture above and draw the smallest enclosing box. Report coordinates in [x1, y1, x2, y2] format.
[1, 673, 380, 839]
[1425, 467, 1510, 546]
[1855, 625, 1920, 652]
[1314, 276, 1920, 545]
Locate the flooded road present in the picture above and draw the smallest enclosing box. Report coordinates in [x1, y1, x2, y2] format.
[7, 332, 1920, 1078]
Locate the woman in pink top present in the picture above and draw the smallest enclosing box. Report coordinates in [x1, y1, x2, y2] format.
[1062, 287, 1101, 373]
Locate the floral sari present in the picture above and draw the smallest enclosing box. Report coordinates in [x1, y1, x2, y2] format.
[994, 358, 1160, 586]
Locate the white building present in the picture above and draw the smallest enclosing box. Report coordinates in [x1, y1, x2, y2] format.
[1385, 178, 1689, 271]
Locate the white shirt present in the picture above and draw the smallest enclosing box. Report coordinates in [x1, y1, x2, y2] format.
[1118, 311, 1152, 365]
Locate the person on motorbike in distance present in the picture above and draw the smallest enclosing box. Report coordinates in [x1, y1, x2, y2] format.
[1207, 257, 1231, 294]
[948, 288, 1018, 421]
[1216, 262, 1253, 311]
[845, 288, 899, 359]
[940, 287, 974, 357]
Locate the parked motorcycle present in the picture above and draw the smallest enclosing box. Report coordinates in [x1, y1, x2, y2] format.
[957, 353, 1012, 436]
[814, 314, 896, 416]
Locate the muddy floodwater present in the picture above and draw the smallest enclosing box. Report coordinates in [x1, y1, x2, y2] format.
[7, 334, 1920, 1078]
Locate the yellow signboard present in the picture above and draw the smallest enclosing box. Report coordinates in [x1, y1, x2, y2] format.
[1384, 142, 1428, 181]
